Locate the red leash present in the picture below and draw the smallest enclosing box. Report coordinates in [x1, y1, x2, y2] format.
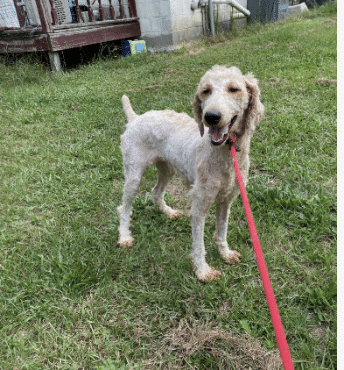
[230, 137, 294, 370]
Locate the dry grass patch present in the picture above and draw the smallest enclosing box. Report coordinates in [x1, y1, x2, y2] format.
[145, 318, 282, 369]
[267, 77, 286, 87]
[166, 177, 189, 208]
[315, 78, 337, 85]
[324, 17, 336, 26]
[127, 85, 162, 93]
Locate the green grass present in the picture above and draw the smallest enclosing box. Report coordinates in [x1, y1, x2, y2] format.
[0, 3, 336, 369]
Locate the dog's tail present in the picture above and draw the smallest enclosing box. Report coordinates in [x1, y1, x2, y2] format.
[121, 95, 138, 123]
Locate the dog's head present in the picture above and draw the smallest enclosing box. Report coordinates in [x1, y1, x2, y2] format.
[192, 65, 264, 146]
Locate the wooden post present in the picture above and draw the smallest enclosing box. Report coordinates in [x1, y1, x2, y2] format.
[118, 0, 125, 19]
[109, 0, 116, 20]
[128, 2, 134, 18]
[128, 0, 137, 18]
[98, 0, 105, 21]
[86, 0, 95, 22]
[48, 0, 59, 25]
[13, 0, 26, 27]
[34, 0, 53, 33]
[48, 51, 62, 72]
[75, 0, 84, 22]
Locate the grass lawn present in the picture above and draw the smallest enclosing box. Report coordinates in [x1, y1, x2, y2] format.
[0, 3, 336, 369]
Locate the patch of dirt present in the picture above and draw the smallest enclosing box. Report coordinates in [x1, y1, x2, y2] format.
[309, 325, 327, 343]
[136, 176, 189, 212]
[324, 17, 336, 26]
[144, 318, 283, 369]
[315, 78, 337, 85]
[268, 77, 284, 86]
[166, 177, 188, 206]
[267, 179, 279, 188]
[113, 178, 122, 188]
[127, 85, 162, 93]
[69, 103, 81, 111]
[188, 46, 207, 55]
[162, 68, 180, 75]
[256, 41, 274, 50]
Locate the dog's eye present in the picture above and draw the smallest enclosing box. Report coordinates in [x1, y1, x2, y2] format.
[228, 86, 239, 93]
[202, 88, 211, 95]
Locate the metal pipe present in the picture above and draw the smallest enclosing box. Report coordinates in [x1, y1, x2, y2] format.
[201, 0, 250, 18]
[226, 0, 250, 17]
[208, 0, 215, 36]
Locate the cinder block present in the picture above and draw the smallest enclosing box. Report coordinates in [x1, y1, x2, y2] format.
[139, 17, 152, 34]
[160, 0, 171, 17]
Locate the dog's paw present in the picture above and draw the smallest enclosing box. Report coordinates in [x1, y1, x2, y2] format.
[118, 236, 134, 248]
[195, 264, 222, 281]
[166, 209, 184, 219]
[220, 248, 241, 264]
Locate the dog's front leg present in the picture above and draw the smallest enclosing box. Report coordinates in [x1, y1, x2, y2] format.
[189, 197, 222, 281]
[213, 201, 241, 263]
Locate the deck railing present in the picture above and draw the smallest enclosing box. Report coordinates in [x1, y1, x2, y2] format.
[1, 0, 141, 69]
[28, 0, 138, 34]
[71, 0, 138, 23]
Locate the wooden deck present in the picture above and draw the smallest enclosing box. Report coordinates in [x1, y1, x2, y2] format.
[0, 0, 141, 70]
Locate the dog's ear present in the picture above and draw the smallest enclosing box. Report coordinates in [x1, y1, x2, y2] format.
[192, 92, 204, 137]
[244, 73, 264, 135]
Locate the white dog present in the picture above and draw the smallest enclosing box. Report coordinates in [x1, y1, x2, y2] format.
[117, 65, 264, 281]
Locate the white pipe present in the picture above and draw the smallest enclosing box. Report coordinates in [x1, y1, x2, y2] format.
[226, 0, 250, 17]
[190, 1, 199, 10]
[201, 0, 250, 18]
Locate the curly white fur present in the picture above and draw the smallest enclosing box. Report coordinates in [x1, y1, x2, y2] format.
[117, 65, 264, 281]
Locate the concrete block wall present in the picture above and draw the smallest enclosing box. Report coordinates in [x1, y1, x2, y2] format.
[135, 0, 173, 48]
[135, 0, 248, 50]
[170, 0, 203, 45]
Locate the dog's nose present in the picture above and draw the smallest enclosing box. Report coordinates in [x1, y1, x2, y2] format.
[204, 111, 222, 125]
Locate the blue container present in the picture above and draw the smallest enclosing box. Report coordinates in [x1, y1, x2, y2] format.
[121, 40, 147, 57]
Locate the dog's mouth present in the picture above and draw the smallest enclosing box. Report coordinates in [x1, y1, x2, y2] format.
[209, 115, 238, 146]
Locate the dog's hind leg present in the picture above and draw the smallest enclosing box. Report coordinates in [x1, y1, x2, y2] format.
[151, 160, 183, 219]
[117, 163, 146, 247]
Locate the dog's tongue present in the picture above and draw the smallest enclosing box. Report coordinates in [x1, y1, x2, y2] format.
[209, 125, 229, 142]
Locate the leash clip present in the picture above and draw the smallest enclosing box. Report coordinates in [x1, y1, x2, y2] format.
[229, 135, 241, 152]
